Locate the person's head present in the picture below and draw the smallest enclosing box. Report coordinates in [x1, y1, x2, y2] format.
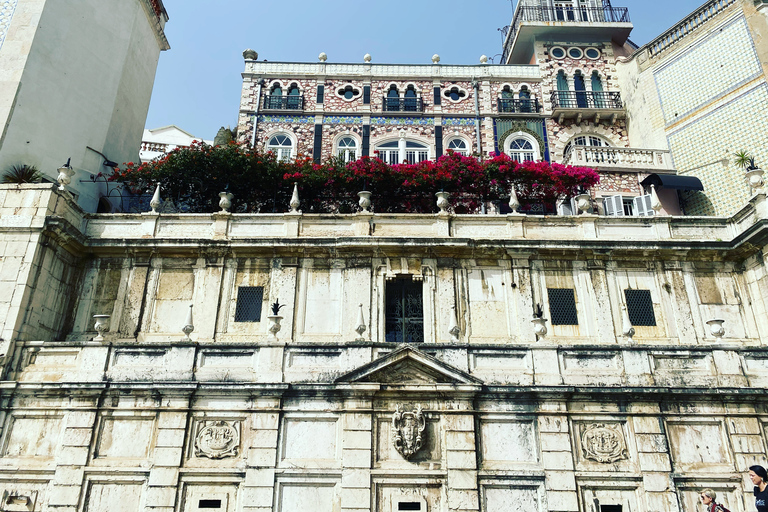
[700, 489, 716, 505]
[749, 465, 768, 485]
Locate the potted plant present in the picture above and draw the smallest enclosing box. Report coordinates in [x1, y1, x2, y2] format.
[268, 299, 286, 339]
[735, 150, 763, 191]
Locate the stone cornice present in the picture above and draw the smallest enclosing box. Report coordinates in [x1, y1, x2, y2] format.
[138, 0, 170, 51]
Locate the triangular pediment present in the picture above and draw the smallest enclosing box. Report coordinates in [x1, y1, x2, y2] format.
[335, 346, 482, 385]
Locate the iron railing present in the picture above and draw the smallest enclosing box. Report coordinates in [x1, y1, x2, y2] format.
[498, 98, 541, 114]
[550, 91, 623, 110]
[502, 5, 630, 62]
[382, 97, 424, 112]
[263, 95, 304, 110]
[647, 0, 736, 56]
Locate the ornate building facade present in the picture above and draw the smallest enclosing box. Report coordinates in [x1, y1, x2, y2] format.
[2, 1, 768, 512]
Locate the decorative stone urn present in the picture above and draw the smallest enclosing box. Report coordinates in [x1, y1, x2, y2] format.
[436, 191, 450, 214]
[218, 192, 234, 213]
[746, 168, 764, 191]
[358, 191, 372, 213]
[56, 160, 75, 192]
[574, 193, 592, 215]
[531, 317, 548, 338]
[268, 315, 283, 339]
[93, 314, 110, 341]
[706, 318, 726, 340]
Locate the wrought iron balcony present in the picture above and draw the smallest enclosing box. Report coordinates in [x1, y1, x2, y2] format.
[382, 97, 424, 113]
[263, 95, 304, 111]
[551, 91, 623, 110]
[502, 5, 630, 63]
[498, 98, 541, 114]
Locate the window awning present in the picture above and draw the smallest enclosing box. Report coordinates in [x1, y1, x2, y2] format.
[641, 173, 704, 191]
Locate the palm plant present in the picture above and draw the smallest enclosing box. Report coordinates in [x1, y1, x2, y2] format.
[734, 150, 758, 171]
[1, 164, 43, 184]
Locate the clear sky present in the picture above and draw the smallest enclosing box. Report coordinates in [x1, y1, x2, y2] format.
[145, 0, 706, 141]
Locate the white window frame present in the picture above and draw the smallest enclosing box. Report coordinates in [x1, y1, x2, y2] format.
[266, 132, 296, 162]
[374, 137, 432, 165]
[504, 132, 540, 163]
[335, 135, 360, 163]
[446, 137, 470, 156]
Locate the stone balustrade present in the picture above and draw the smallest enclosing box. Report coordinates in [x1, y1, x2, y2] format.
[562, 145, 675, 172]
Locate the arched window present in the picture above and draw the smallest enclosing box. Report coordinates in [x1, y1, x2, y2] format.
[337, 136, 359, 163]
[501, 85, 514, 99]
[287, 84, 301, 109]
[267, 134, 294, 161]
[556, 71, 569, 92]
[447, 138, 469, 156]
[564, 135, 614, 164]
[504, 133, 540, 163]
[404, 85, 418, 112]
[591, 71, 604, 108]
[573, 71, 587, 108]
[519, 86, 532, 113]
[268, 83, 283, 109]
[386, 86, 400, 111]
[375, 139, 430, 165]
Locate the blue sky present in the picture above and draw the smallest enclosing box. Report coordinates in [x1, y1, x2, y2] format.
[145, 0, 706, 141]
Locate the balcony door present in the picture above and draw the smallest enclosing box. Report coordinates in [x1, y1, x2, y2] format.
[555, 2, 575, 21]
[385, 278, 424, 343]
[574, 72, 588, 108]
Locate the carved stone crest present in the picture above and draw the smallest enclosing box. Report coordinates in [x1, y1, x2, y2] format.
[581, 423, 628, 463]
[194, 420, 239, 459]
[392, 404, 426, 459]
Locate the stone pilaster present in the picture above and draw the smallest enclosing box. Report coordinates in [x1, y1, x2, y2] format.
[539, 406, 578, 512]
[241, 400, 281, 512]
[444, 413, 479, 512]
[340, 410, 372, 512]
[145, 394, 191, 512]
[632, 406, 680, 512]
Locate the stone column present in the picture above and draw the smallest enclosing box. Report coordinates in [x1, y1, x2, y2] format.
[145, 392, 192, 512]
[47, 392, 102, 512]
[539, 404, 578, 512]
[444, 412, 479, 512]
[241, 397, 282, 512]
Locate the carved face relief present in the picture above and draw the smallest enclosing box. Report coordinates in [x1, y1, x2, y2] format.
[581, 423, 628, 463]
[392, 404, 426, 459]
[195, 420, 239, 459]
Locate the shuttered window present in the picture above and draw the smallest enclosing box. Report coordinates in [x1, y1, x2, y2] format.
[624, 289, 656, 326]
[234, 286, 264, 322]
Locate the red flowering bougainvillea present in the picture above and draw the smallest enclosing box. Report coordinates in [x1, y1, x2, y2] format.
[112, 143, 599, 214]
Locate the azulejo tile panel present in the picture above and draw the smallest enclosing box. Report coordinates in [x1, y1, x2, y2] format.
[0, 0, 18, 51]
[654, 16, 761, 125]
[323, 116, 363, 125]
[443, 118, 476, 126]
[371, 117, 435, 126]
[257, 115, 314, 124]
[668, 84, 768, 216]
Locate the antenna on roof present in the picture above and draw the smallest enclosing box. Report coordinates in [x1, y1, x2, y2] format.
[603, 0, 613, 8]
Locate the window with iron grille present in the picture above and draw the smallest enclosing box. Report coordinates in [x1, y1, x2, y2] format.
[624, 289, 656, 326]
[234, 286, 264, 322]
[547, 288, 578, 325]
[385, 279, 424, 343]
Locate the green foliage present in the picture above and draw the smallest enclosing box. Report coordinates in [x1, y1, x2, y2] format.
[734, 150, 758, 171]
[1, 164, 43, 184]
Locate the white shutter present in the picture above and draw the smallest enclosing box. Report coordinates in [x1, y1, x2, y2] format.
[559, 198, 574, 216]
[634, 194, 655, 217]
[604, 195, 624, 216]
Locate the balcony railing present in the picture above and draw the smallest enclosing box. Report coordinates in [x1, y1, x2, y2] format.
[263, 95, 304, 111]
[498, 98, 541, 114]
[382, 97, 424, 113]
[551, 91, 623, 110]
[502, 5, 630, 63]
[563, 145, 674, 172]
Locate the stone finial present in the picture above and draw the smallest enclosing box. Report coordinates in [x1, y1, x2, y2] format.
[650, 184, 663, 213]
[480, 54, 489, 64]
[363, 53, 372, 63]
[318, 52, 327, 62]
[289, 182, 301, 213]
[622, 305, 635, 342]
[242, 49, 258, 60]
[509, 186, 521, 214]
[355, 304, 367, 341]
[182, 305, 194, 342]
[56, 158, 74, 192]
[149, 184, 162, 213]
[432, 54, 440, 64]
[449, 306, 460, 342]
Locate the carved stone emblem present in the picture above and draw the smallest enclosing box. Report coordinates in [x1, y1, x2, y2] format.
[392, 404, 426, 459]
[581, 423, 628, 463]
[195, 420, 239, 459]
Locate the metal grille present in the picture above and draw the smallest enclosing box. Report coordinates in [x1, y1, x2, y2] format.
[385, 279, 424, 343]
[624, 289, 656, 326]
[547, 288, 578, 325]
[234, 286, 264, 322]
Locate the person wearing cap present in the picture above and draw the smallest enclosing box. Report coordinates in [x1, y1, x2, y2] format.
[749, 465, 768, 512]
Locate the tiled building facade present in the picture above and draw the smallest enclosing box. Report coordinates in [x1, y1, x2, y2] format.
[4, 2, 768, 512]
